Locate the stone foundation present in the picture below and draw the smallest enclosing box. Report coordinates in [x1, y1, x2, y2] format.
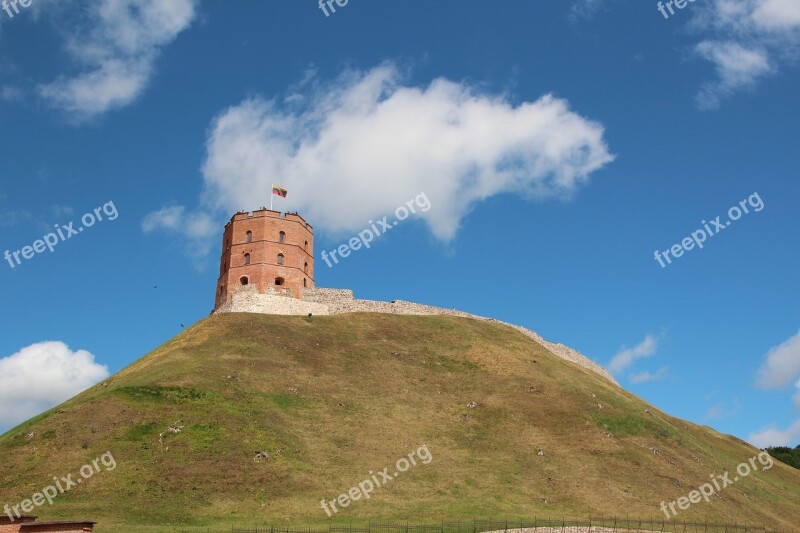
[215, 286, 617, 385]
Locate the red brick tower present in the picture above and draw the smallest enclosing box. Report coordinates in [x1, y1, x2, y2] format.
[215, 210, 314, 309]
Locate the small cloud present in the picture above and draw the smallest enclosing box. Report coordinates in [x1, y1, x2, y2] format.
[569, 0, 611, 22]
[749, 419, 800, 448]
[691, 0, 800, 109]
[0, 341, 109, 430]
[51, 205, 74, 218]
[0, 85, 23, 102]
[142, 205, 217, 266]
[37, 0, 198, 120]
[794, 379, 800, 410]
[756, 329, 800, 389]
[629, 366, 669, 384]
[694, 41, 774, 110]
[0, 209, 33, 227]
[704, 398, 741, 421]
[607, 335, 658, 376]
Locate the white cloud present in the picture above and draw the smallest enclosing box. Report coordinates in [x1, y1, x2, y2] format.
[704, 398, 741, 421]
[692, 0, 800, 108]
[144, 63, 614, 252]
[569, 0, 608, 21]
[694, 41, 774, 109]
[629, 366, 669, 384]
[0, 342, 109, 429]
[142, 205, 217, 264]
[756, 329, 800, 389]
[37, 0, 197, 119]
[607, 335, 658, 376]
[749, 419, 800, 448]
[0, 85, 23, 102]
[794, 379, 800, 409]
[573, 0, 800, 107]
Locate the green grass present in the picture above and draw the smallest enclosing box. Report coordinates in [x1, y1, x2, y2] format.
[1, 313, 799, 532]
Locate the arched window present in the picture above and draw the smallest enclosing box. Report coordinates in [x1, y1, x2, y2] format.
[304, 240, 308, 250]
[275, 277, 285, 286]
[279, 231, 286, 243]
[303, 278, 307, 288]
[246, 231, 252, 243]
[240, 276, 249, 286]
[244, 253, 251, 265]
[304, 262, 308, 274]
[277, 253, 284, 265]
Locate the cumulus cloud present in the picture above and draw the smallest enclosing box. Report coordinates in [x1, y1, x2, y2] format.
[37, 0, 197, 119]
[749, 419, 800, 448]
[0, 342, 109, 429]
[144, 63, 614, 252]
[692, 0, 800, 108]
[607, 335, 658, 376]
[756, 330, 800, 389]
[629, 366, 669, 384]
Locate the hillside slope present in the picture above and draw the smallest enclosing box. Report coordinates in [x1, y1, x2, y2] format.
[1, 313, 799, 532]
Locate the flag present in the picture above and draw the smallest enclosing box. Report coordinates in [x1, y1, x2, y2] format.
[272, 185, 288, 198]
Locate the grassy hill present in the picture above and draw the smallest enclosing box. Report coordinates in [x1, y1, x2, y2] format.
[1, 313, 799, 532]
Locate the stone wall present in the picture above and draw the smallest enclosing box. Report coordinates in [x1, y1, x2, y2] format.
[215, 286, 617, 385]
[216, 286, 330, 316]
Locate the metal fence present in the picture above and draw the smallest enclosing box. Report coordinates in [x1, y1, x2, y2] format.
[230, 518, 784, 533]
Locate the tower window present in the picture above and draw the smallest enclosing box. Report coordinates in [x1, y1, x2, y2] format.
[275, 277, 285, 286]
[279, 231, 286, 243]
[240, 277, 249, 286]
[304, 240, 308, 250]
[303, 278, 307, 288]
[277, 253, 284, 265]
[246, 231, 252, 243]
[304, 262, 308, 274]
[244, 253, 251, 265]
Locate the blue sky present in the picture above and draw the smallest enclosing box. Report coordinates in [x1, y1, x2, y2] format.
[1, 0, 799, 447]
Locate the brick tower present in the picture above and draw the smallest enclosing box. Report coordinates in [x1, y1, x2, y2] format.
[215, 210, 314, 309]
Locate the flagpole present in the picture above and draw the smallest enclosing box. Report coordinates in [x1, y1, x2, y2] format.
[270, 193, 273, 211]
